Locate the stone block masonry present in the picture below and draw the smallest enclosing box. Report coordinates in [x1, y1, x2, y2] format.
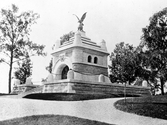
[73, 63, 108, 76]
[42, 79, 151, 97]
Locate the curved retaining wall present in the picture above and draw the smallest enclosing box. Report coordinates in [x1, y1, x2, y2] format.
[42, 79, 151, 97]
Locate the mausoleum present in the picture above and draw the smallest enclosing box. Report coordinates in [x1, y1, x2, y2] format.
[51, 30, 110, 83]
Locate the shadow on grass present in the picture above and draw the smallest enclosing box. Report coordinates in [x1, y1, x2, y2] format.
[0, 115, 116, 125]
[0, 93, 17, 96]
[23, 93, 121, 101]
[114, 95, 167, 120]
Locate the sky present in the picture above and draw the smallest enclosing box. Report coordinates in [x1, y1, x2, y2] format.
[0, 0, 167, 93]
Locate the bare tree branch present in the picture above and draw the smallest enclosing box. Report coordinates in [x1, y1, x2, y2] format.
[0, 58, 10, 65]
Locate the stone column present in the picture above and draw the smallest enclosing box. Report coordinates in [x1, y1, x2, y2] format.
[73, 31, 82, 46]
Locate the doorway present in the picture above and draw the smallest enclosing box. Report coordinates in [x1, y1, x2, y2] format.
[61, 65, 69, 79]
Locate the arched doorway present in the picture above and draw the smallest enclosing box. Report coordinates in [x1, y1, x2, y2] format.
[61, 65, 69, 79]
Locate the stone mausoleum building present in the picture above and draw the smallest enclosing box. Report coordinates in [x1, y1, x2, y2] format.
[12, 14, 151, 97]
[51, 30, 110, 83]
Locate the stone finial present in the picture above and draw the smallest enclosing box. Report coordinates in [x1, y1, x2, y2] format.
[142, 80, 148, 87]
[53, 40, 60, 50]
[100, 39, 107, 51]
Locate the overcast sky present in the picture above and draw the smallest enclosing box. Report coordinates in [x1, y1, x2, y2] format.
[0, 0, 167, 93]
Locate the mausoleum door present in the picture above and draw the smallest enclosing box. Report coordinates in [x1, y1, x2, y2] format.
[61, 66, 69, 79]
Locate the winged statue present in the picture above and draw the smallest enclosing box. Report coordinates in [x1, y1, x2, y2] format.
[73, 12, 87, 31]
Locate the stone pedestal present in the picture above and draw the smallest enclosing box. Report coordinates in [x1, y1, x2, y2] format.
[99, 74, 105, 82]
[25, 77, 32, 85]
[67, 69, 74, 79]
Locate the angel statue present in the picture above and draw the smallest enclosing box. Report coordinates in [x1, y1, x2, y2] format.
[73, 12, 87, 31]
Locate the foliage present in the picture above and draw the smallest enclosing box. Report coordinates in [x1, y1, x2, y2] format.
[0, 4, 46, 93]
[110, 7, 167, 94]
[41, 78, 47, 82]
[109, 41, 158, 90]
[41, 58, 53, 82]
[141, 7, 167, 95]
[46, 58, 53, 73]
[60, 31, 74, 45]
[14, 55, 32, 84]
[109, 42, 137, 85]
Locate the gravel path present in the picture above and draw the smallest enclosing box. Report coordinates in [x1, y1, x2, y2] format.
[0, 97, 167, 125]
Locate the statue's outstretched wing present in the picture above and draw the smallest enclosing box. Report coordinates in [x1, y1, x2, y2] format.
[80, 12, 87, 23]
[73, 14, 80, 21]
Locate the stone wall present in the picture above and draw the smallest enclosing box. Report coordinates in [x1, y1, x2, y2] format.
[72, 63, 108, 76]
[72, 82, 151, 96]
[42, 80, 151, 97]
[11, 85, 39, 94]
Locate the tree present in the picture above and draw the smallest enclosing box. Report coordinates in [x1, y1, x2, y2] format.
[141, 7, 167, 95]
[109, 42, 137, 85]
[109, 41, 159, 95]
[0, 4, 46, 93]
[134, 49, 160, 93]
[14, 55, 32, 84]
[46, 58, 53, 73]
[41, 58, 53, 82]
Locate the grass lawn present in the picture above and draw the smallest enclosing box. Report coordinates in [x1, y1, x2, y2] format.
[0, 115, 115, 125]
[114, 95, 167, 120]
